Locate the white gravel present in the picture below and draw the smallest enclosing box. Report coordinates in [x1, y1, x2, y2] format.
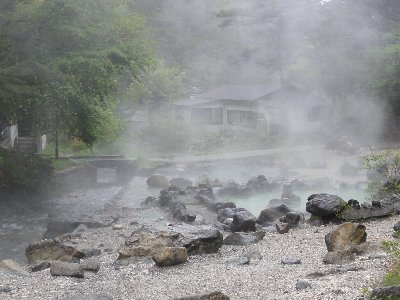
[0, 178, 398, 300]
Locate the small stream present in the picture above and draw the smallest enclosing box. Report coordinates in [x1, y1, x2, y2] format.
[0, 170, 124, 264]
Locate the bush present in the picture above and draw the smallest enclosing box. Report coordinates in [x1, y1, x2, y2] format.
[363, 149, 400, 198]
[0, 149, 54, 193]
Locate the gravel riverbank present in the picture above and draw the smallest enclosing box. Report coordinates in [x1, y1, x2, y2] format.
[0, 177, 397, 300]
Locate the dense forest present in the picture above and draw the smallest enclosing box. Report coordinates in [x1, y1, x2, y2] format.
[1, 0, 400, 147]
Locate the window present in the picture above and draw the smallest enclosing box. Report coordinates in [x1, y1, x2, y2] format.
[227, 110, 257, 128]
[191, 108, 223, 125]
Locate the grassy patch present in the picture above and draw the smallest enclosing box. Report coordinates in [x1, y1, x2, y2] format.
[51, 159, 82, 171]
[381, 241, 400, 289]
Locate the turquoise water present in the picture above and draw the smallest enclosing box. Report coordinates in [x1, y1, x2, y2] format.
[232, 188, 369, 216]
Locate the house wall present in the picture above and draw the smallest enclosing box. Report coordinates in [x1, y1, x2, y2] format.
[259, 89, 327, 135]
[181, 102, 261, 132]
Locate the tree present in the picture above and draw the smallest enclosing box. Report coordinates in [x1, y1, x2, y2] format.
[0, 0, 156, 146]
[128, 62, 184, 122]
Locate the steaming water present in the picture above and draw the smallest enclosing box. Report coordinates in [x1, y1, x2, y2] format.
[0, 185, 122, 264]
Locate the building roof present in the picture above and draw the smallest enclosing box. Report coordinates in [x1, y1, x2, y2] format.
[197, 83, 281, 101]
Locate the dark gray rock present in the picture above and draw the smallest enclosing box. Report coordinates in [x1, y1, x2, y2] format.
[170, 178, 192, 188]
[213, 202, 236, 211]
[306, 194, 346, 217]
[279, 212, 302, 228]
[174, 291, 230, 300]
[50, 262, 84, 278]
[306, 266, 365, 278]
[258, 205, 291, 225]
[217, 208, 247, 222]
[31, 261, 51, 272]
[394, 221, 400, 232]
[276, 222, 290, 234]
[195, 194, 214, 208]
[281, 259, 301, 265]
[230, 210, 256, 232]
[347, 199, 360, 209]
[217, 182, 240, 198]
[223, 231, 265, 246]
[146, 174, 169, 189]
[159, 190, 173, 207]
[0, 286, 11, 293]
[61, 295, 112, 300]
[170, 202, 196, 223]
[296, 281, 312, 290]
[370, 285, 400, 300]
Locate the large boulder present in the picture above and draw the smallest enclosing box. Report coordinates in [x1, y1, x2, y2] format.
[170, 178, 193, 188]
[0, 259, 29, 276]
[173, 225, 223, 255]
[50, 262, 84, 278]
[230, 210, 256, 232]
[118, 225, 223, 259]
[146, 174, 169, 189]
[43, 218, 113, 240]
[170, 202, 196, 223]
[26, 239, 85, 264]
[152, 247, 188, 267]
[279, 212, 303, 228]
[223, 231, 265, 246]
[258, 204, 291, 225]
[306, 194, 346, 217]
[325, 223, 367, 252]
[216, 182, 240, 198]
[217, 208, 247, 222]
[175, 292, 230, 300]
[341, 200, 397, 221]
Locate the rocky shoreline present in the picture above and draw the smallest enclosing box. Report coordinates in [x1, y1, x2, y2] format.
[0, 174, 399, 300]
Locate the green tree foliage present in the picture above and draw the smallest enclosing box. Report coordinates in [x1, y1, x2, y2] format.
[0, 0, 156, 146]
[128, 62, 184, 119]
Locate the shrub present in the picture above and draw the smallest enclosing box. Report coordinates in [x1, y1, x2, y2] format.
[0, 149, 54, 193]
[363, 149, 400, 198]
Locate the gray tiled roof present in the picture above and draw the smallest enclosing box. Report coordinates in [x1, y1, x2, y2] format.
[196, 83, 281, 101]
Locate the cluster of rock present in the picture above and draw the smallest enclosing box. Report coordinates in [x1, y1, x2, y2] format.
[306, 193, 400, 224]
[118, 224, 223, 267]
[216, 175, 279, 199]
[0, 239, 102, 280]
[258, 204, 303, 234]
